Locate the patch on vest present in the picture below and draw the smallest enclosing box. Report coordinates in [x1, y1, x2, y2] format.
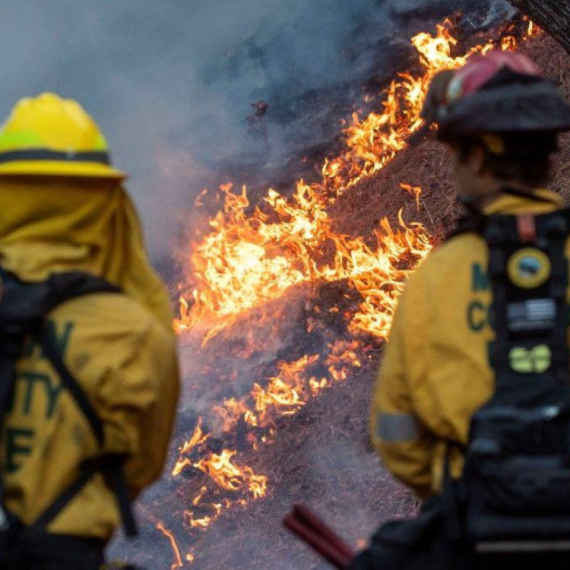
[509, 344, 552, 374]
[507, 299, 556, 332]
[507, 248, 551, 289]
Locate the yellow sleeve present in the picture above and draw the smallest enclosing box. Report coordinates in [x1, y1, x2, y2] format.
[97, 323, 180, 495]
[370, 276, 436, 498]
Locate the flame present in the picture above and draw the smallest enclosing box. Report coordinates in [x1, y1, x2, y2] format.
[176, 451, 267, 539]
[212, 340, 367, 435]
[400, 183, 422, 211]
[327, 339, 362, 381]
[179, 417, 209, 454]
[172, 417, 210, 477]
[192, 486, 208, 506]
[341, 212, 432, 338]
[252, 354, 320, 425]
[320, 19, 498, 195]
[186, 513, 212, 529]
[156, 522, 184, 570]
[176, 19, 528, 341]
[527, 18, 541, 38]
[193, 449, 268, 498]
[213, 396, 258, 432]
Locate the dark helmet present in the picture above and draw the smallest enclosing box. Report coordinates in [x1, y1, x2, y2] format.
[422, 51, 570, 141]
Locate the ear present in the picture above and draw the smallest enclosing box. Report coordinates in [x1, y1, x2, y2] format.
[469, 144, 486, 175]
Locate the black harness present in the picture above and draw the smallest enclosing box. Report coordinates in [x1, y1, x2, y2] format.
[445, 193, 570, 558]
[0, 268, 137, 569]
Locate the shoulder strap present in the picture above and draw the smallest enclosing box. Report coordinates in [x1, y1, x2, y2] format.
[446, 194, 488, 241]
[27, 455, 137, 538]
[28, 462, 101, 532]
[37, 275, 138, 537]
[41, 330, 104, 445]
[43, 271, 120, 313]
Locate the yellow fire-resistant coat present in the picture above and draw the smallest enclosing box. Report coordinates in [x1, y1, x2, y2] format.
[371, 189, 565, 499]
[0, 177, 180, 540]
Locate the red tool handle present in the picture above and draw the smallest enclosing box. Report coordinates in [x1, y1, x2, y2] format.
[283, 504, 356, 569]
[292, 504, 356, 561]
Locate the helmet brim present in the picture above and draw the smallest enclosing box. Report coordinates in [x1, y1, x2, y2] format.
[438, 81, 570, 139]
[0, 160, 127, 179]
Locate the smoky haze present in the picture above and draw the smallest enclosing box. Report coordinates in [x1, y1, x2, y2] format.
[0, 0, 515, 266]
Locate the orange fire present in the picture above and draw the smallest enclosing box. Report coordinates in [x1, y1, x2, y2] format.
[252, 354, 320, 425]
[179, 417, 209, 454]
[193, 449, 268, 498]
[156, 522, 184, 570]
[173, 450, 268, 542]
[213, 396, 258, 432]
[172, 417, 210, 477]
[400, 183, 422, 210]
[212, 340, 366, 435]
[175, 19, 531, 343]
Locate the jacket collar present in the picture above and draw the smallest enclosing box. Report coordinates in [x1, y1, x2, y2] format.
[483, 189, 563, 216]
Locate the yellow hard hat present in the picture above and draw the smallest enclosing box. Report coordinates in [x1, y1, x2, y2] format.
[0, 92, 126, 179]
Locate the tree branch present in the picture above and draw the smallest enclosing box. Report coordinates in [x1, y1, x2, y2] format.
[511, 0, 570, 55]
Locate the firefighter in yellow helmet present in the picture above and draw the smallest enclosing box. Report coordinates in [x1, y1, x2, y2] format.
[350, 52, 570, 569]
[0, 93, 180, 569]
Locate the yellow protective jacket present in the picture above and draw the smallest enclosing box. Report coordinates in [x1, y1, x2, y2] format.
[371, 189, 565, 498]
[0, 177, 180, 540]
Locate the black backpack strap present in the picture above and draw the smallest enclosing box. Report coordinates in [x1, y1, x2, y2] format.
[0, 336, 23, 437]
[500, 187, 562, 206]
[27, 455, 137, 538]
[485, 218, 510, 387]
[442, 443, 466, 542]
[545, 212, 570, 385]
[106, 458, 138, 537]
[41, 329, 104, 445]
[446, 213, 485, 241]
[0, 334, 26, 531]
[28, 461, 100, 532]
[46, 273, 118, 309]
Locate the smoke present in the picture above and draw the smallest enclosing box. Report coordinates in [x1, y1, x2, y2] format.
[482, 0, 517, 25]
[0, 0, 515, 265]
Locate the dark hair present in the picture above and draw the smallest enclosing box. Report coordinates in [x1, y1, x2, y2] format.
[455, 132, 557, 188]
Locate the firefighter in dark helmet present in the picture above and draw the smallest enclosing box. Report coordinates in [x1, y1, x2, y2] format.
[351, 51, 570, 569]
[0, 93, 180, 568]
